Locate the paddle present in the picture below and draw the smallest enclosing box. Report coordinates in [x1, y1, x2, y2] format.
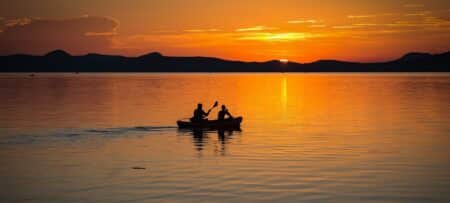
[180, 101, 218, 120]
[207, 101, 219, 113]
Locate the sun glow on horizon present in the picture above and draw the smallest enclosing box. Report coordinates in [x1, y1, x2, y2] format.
[279, 59, 289, 63]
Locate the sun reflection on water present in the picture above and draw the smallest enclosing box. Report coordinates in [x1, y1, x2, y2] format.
[282, 77, 287, 113]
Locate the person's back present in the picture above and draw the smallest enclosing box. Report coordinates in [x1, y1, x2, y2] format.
[218, 105, 233, 120]
[191, 103, 209, 122]
[193, 108, 204, 121]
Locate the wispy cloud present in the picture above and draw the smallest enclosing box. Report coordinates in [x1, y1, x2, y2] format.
[387, 16, 450, 29]
[353, 23, 377, 26]
[184, 29, 220, 33]
[287, 19, 318, 24]
[403, 4, 424, 8]
[235, 26, 278, 32]
[381, 13, 397, 16]
[237, 32, 320, 42]
[404, 11, 431, 16]
[85, 32, 117, 36]
[332, 25, 359, 29]
[385, 21, 423, 27]
[5, 17, 32, 27]
[423, 16, 450, 25]
[347, 15, 376, 19]
[0, 16, 119, 55]
[309, 24, 327, 28]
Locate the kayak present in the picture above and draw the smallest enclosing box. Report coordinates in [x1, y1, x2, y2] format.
[177, 117, 243, 129]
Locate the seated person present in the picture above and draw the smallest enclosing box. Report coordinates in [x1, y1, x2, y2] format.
[191, 103, 210, 122]
[218, 105, 233, 120]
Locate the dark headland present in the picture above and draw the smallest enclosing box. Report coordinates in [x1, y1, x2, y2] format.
[1, 50, 449, 72]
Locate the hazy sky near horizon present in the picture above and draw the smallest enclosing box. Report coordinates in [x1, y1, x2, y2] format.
[0, 0, 450, 62]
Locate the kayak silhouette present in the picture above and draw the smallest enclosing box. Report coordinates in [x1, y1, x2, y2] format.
[177, 117, 243, 129]
[177, 101, 243, 129]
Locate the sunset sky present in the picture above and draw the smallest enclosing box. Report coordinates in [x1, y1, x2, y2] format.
[0, 0, 450, 62]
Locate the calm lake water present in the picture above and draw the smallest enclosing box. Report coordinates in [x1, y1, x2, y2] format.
[0, 73, 449, 203]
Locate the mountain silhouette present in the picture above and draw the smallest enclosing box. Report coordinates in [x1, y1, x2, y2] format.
[44, 50, 72, 58]
[399, 52, 433, 62]
[1, 50, 449, 72]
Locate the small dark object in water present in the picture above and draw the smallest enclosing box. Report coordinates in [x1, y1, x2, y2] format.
[131, 166, 146, 170]
[30, 74, 35, 77]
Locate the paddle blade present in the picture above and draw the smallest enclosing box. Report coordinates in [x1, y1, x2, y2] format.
[213, 101, 218, 108]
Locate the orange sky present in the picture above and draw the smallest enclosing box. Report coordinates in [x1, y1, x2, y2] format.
[0, 0, 450, 62]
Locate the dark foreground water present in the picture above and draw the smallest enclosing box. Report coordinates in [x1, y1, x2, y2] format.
[0, 73, 449, 203]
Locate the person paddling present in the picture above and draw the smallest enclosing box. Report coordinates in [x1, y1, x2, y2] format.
[218, 105, 233, 120]
[191, 103, 211, 122]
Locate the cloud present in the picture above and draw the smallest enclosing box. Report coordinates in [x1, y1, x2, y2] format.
[237, 32, 320, 42]
[309, 24, 327, 28]
[332, 25, 359, 29]
[287, 19, 318, 24]
[0, 16, 119, 55]
[404, 11, 431, 16]
[347, 15, 376, 19]
[235, 26, 279, 32]
[383, 13, 450, 29]
[5, 17, 32, 27]
[403, 4, 424, 8]
[353, 23, 378, 26]
[184, 29, 220, 33]
[381, 13, 397, 16]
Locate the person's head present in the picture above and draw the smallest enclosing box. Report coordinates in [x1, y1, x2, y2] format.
[221, 105, 226, 110]
[197, 103, 203, 109]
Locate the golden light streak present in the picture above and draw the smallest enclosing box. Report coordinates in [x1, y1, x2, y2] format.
[235, 26, 279, 32]
[237, 32, 319, 42]
[287, 19, 318, 24]
[281, 77, 287, 112]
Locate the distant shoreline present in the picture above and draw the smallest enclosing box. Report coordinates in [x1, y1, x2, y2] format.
[2, 72, 450, 75]
[1, 50, 449, 72]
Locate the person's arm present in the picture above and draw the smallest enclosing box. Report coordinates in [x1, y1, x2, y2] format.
[203, 110, 210, 116]
[226, 110, 233, 118]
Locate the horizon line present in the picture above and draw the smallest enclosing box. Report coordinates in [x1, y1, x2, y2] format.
[2, 49, 449, 64]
